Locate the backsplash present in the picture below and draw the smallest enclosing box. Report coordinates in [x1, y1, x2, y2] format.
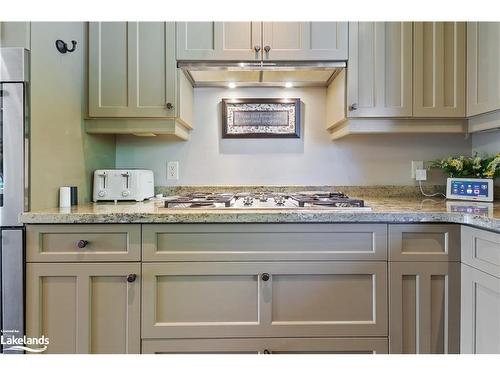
[116, 87, 472, 186]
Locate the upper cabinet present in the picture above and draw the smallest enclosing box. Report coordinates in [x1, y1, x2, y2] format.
[467, 22, 500, 117]
[413, 22, 466, 117]
[261, 22, 348, 61]
[87, 22, 193, 137]
[176, 22, 262, 61]
[327, 22, 468, 139]
[176, 22, 348, 61]
[347, 22, 413, 117]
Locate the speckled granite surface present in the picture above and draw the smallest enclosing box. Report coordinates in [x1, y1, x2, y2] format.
[20, 196, 500, 233]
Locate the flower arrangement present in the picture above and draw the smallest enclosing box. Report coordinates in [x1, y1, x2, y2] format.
[431, 153, 500, 179]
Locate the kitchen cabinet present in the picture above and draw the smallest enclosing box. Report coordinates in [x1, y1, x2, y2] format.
[389, 262, 460, 354]
[467, 22, 500, 117]
[26, 224, 141, 262]
[142, 223, 388, 262]
[413, 22, 466, 117]
[26, 263, 140, 354]
[87, 22, 193, 137]
[142, 338, 388, 354]
[389, 224, 460, 262]
[347, 22, 413, 117]
[176, 22, 348, 61]
[176, 22, 261, 61]
[142, 261, 387, 339]
[460, 264, 500, 354]
[327, 22, 468, 139]
[261, 22, 348, 61]
[460, 226, 500, 354]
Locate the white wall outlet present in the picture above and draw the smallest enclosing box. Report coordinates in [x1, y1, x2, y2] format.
[415, 168, 427, 181]
[411, 160, 424, 179]
[167, 161, 179, 180]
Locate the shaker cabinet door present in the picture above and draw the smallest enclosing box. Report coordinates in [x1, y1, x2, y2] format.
[461, 263, 500, 354]
[26, 263, 141, 354]
[467, 22, 500, 116]
[413, 22, 466, 117]
[88, 22, 176, 117]
[389, 262, 460, 354]
[261, 22, 348, 60]
[176, 22, 262, 61]
[347, 22, 413, 117]
[142, 261, 387, 339]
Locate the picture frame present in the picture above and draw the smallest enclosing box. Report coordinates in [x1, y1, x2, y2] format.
[222, 98, 301, 138]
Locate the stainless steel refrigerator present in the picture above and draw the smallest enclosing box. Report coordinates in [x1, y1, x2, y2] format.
[0, 48, 29, 353]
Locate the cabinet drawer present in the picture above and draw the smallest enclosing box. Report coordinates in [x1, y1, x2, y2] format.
[142, 337, 388, 354]
[389, 224, 460, 261]
[462, 226, 500, 278]
[26, 224, 141, 262]
[142, 261, 387, 339]
[143, 223, 387, 261]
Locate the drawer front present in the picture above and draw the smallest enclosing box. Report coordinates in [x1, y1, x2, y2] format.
[143, 223, 388, 261]
[389, 224, 460, 261]
[142, 337, 389, 354]
[142, 261, 387, 339]
[462, 226, 500, 278]
[26, 224, 141, 262]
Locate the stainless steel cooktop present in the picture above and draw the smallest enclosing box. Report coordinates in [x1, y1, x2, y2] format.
[163, 191, 371, 211]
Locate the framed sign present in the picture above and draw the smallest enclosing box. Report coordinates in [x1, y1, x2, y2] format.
[222, 98, 300, 138]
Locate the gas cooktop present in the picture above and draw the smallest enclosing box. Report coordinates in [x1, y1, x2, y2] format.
[163, 191, 371, 211]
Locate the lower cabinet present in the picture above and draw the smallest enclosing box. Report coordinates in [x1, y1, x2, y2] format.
[389, 262, 460, 354]
[142, 338, 388, 354]
[461, 264, 500, 354]
[26, 263, 141, 354]
[142, 261, 388, 339]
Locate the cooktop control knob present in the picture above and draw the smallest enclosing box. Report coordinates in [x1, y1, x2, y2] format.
[122, 190, 130, 197]
[98, 190, 106, 197]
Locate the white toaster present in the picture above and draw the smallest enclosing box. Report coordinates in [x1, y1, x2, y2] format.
[93, 169, 154, 202]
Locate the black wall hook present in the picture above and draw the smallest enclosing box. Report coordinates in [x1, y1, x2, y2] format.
[55, 40, 77, 54]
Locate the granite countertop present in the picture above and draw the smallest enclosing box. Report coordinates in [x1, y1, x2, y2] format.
[20, 196, 500, 233]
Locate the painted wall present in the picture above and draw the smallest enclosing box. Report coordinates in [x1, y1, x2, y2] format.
[2, 22, 116, 209]
[116, 87, 472, 186]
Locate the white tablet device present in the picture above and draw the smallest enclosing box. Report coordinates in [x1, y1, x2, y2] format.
[446, 177, 494, 202]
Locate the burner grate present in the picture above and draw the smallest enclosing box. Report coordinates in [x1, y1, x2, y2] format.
[165, 193, 235, 208]
[290, 192, 365, 208]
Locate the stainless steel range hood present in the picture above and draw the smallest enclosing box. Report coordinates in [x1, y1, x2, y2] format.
[178, 61, 346, 88]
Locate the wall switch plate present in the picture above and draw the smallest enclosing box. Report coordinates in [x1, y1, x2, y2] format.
[415, 168, 427, 181]
[167, 161, 179, 180]
[411, 160, 424, 179]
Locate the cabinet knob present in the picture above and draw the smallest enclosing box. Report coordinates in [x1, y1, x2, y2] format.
[127, 273, 137, 283]
[166, 102, 174, 110]
[77, 240, 89, 249]
[254, 45, 261, 52]
[264, 45, 271, 53]
[349, 103, 358, 111]
[261, 273, 270, 281]
[262, 349, 271, 354]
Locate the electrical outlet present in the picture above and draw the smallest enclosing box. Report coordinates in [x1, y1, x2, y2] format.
[167, 161, 179, 180]
[411, 160, 424, 179]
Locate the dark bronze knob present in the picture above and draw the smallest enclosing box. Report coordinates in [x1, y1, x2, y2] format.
[77, 240, 89, 248]
[166, 102, 174, 110]
[254, 45, 261, 52]
[264, 45, 271, 53]
[349, 103, 358, 111]
[127, 274, 137, 283]
[261, 273, 270, 281]
[263, 349, 271, 354]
